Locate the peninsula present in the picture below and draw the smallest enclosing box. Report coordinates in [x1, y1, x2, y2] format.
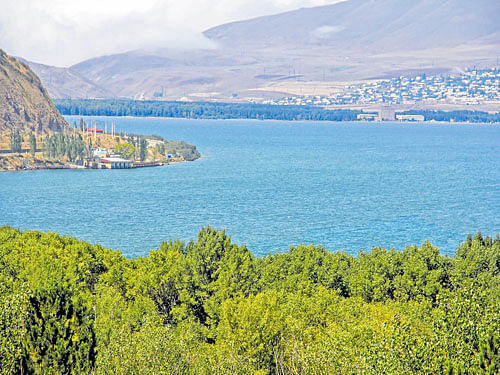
[0, 49, 199, 171]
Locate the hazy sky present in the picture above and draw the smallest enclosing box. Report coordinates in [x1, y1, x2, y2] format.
[0, 0, 341, 67]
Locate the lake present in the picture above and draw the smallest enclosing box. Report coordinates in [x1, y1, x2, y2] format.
[1, 117, 499, 258]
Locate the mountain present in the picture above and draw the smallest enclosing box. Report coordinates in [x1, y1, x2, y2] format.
[21, 59, 114, 99]
[204, 0, 500, 51]
[68, 48, 264, 100]
[0, 50, 68, 134]
[28, 0, 500, 102]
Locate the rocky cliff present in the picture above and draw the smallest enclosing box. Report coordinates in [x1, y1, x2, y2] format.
[0, 49, 68, 134]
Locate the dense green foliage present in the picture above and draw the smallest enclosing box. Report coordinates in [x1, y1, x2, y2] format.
[29, 132, 37, 157]
[123, 133, 200, 161]
[0, 227, 498, 374]
[138, 137, 147, 162]
[159, 140, 200, 161]
[115, 143, 136, 160]
[54, 99, 500, 123]
[54, 99, 362, 121]
[9, 129, 22, 153]
[43, 133, 88, 161]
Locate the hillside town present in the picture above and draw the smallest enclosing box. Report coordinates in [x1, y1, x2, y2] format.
[266, 68, 500, 107]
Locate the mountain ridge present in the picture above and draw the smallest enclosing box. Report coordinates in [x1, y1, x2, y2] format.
[204, 0, 500, 51]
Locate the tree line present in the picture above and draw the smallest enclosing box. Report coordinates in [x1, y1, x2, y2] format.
[399, 109, 500, 123]
[43, 132, 88, 161]
[54, 99, 362, 121]
[0, 226, 498, 374]
[54, 99, 500, 123]
[8, 130, 37, 155]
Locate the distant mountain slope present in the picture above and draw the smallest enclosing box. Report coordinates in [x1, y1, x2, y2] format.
[23, 59, 114, 99]
[204, 0, 500, 52]
[71, 52, 178, 81]
[0, 50, 68, 134]
[69, 49, 260, 99]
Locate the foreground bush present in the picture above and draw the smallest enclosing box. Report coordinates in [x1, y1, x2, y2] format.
[0, 226, 498, 374]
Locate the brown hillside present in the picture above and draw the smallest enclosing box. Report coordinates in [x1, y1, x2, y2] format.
[0, 49, 68, 134]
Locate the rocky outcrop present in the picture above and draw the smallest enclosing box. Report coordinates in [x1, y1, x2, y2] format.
[0, 49, 68, 134]
[0, 154, 74, 171]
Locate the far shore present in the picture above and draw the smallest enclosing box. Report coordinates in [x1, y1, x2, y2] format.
[65, 114, 498, 126]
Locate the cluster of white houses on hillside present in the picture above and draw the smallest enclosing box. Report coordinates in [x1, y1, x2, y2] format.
[266, 67, 500, 107]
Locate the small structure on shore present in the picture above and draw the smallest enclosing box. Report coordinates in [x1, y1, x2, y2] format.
[99, 156, 133, 169]
[396, 114, 425, 122]
[357, 113, 378, 121]
[93, 147, 108, 157]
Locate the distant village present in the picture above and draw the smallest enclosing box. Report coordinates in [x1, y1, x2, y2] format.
[266, 68, 500, 111]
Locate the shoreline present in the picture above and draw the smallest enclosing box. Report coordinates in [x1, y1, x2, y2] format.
[0, 162, 173, 173]
[0, 155, 193, 173]
[65, 114, 498, 126]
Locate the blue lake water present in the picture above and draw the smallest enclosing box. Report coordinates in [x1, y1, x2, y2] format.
[1, 117, 499, 258]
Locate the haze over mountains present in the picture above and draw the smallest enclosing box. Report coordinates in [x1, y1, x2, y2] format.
[22, 0, 500, 103]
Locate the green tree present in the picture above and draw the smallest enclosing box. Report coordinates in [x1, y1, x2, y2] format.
[139, 137, 147, 161]
[29, 132, 37, 157]
[157, 142, 166, 156]
[0, 287, 29, 375]
[22, 283, 96, 375]
[453, 233, 500, 294]
[477, 332, 499, 374]
[173, 227, 254, 328]
[349, 247, 402, 302]
[431, 284, 500, 374]
[115, 143, 136, 160]
[393, 241, 452, 303]
[9, 129, 22, 153]
[217, 291, 285, 372]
